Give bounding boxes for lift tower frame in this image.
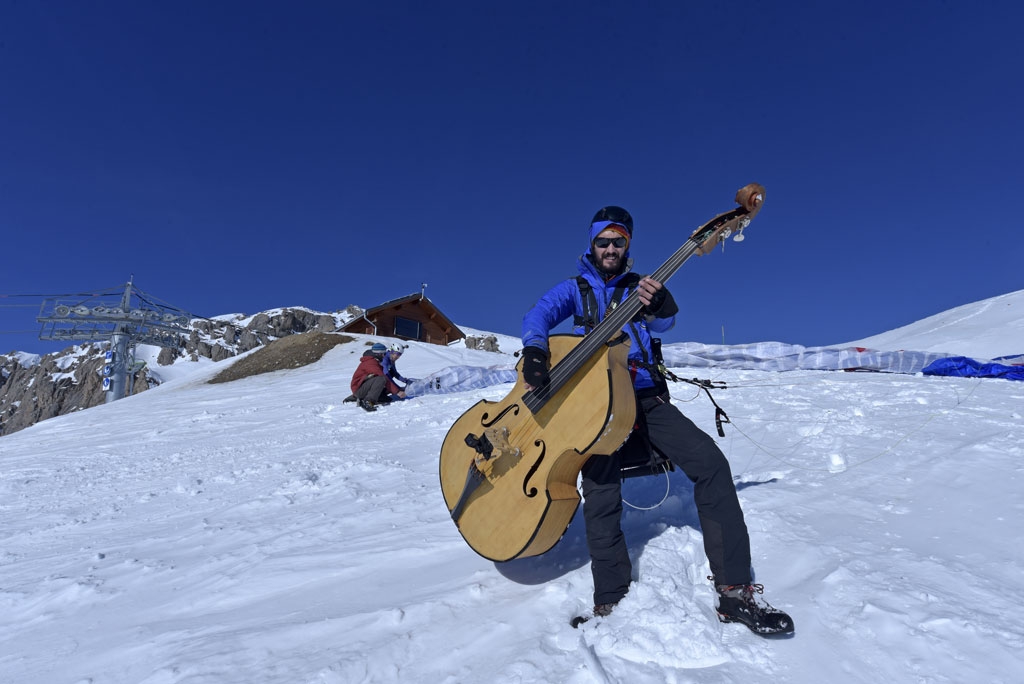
[36,277,193,402]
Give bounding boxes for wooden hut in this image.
[340,293,465,346]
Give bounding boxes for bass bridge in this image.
[450,426,521,524]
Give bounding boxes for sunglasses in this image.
[593,236,628,249]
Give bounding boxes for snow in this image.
[133,345,219,386]
[2,295,1023,683]
[8,351,42,368]
[842,288,1024,360]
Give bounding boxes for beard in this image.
[594,252,624,276]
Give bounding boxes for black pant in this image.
[355,375,388,403]
[580,390,752,605]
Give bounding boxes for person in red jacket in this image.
[350,343,406,412]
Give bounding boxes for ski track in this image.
[2,349,1023,683]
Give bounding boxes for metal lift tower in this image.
[36,277,193,403]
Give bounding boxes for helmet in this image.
[591,206,633,235]
[389,343,407,353]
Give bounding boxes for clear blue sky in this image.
[2,1,1022,356]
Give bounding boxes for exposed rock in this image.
[238,329,263,349]
[209,344,235,363]
[0,347,148,435]
[465,334,500,352]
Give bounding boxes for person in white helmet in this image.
[381,343,415,396]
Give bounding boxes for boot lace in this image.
[710,578,772,608]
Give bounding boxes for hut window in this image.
[394,316,421,340]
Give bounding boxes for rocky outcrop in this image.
[0,306,355,437]
[465,334,500,352]
[0,349,152,436]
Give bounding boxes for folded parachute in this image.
[922,355,1024,381]
[402,345,1024,399]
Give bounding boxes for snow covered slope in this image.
[2,320,1023,682]
[843,288,1024,359]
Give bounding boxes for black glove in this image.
[642,287,679,318]
[521,346,550,389]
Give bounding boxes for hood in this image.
[585,220,632,260]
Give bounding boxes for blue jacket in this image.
[382,352,410,385]
[522,253,676,392]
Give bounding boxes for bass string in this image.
[525,208,743,410]
[540,240,701,394]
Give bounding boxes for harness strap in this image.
[573,274,731,435]
[575,273,658,385]
[573,274,638,332]
[679,377,731,437]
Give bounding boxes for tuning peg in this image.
[733,217,750,242]
[718,228,731,252]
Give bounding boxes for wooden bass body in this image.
[438,334,636,562]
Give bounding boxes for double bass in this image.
[438,184,766,562]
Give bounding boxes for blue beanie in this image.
[370,343,387,355]
[587,206,633,258]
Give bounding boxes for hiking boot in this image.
[357,399,377,412]
[570,601,618,628]
[716,583,794,636]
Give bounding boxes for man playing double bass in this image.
[520,205,793,635]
